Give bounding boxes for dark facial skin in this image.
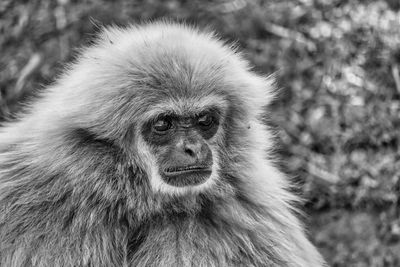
[142,109,220,187]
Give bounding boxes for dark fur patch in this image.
[68,127,118,152]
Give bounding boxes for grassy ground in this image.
[1,0,399,266]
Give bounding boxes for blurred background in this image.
[0,0,399,266]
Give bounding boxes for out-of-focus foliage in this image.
[0,0,399,266]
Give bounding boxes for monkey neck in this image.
[0,148,321,266]
[127,191,287,266]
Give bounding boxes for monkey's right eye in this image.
[153,118,172,133]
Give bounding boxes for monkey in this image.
[0,22,326,267]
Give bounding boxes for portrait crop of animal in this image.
[0,22,326,267]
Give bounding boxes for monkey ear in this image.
[258,73,279,103]
[238,72,278,118]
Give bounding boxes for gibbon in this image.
[0,22,326,266]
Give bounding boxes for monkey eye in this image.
[198,113,213,128]
[153,118,172,133]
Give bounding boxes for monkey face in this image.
[141,109,220,188]
[50,23,271,196]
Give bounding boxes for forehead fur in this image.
[90,22,243,97]
[42,22,274,131]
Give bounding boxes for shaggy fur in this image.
[0,22,326,266]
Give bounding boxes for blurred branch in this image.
[264,22,316,51]
[12,53,43,100]
[281,125,340,185]
[307,162,340,184]
[391,64,400,94]
[215,0,248,13]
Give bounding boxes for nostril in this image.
[184,148,195,157]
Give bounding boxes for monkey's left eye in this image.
[153,118,172,133]
[198,114,214,128]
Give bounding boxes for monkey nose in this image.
[183,142,202,159]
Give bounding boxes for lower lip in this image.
[161,169,212,187]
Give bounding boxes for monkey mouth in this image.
[161,165,212,187]
[164,165,210,173]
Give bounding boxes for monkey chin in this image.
[161,169,212,187]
